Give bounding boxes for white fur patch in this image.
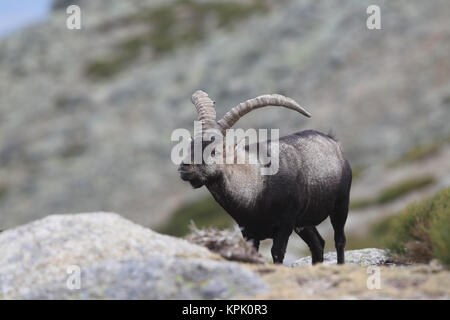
[300,135,343,185]
[222,149,263,209]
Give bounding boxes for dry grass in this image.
[186,223,265,264]
[246,263,450,299]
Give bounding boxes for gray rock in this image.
[291,248,390,267]
[0,213,267,299]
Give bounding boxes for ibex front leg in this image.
[271,225,292,264]
[241,229,260,251]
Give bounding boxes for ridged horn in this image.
[191,90,216,129]
[217,94,311,132]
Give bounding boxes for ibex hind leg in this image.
[330,196,349,264]
[295,226,325,264]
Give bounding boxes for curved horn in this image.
[217,94,311,132]
[191,90,216,128]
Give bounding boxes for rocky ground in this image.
[1,213,448,299]
[249,261,449,299]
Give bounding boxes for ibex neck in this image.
[206,163,263,215]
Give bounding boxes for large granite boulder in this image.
[0,212,267,299]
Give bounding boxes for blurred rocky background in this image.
[0,0,449,264]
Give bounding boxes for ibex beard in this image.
[176,90,352,265]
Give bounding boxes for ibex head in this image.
[178,90,311,188]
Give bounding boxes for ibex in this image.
[178,90,352,264]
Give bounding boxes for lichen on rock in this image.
[291,248,391,267]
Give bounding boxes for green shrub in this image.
[384,188,450,266]
[350,175,435,210]
[157,196,234,237]
[430,209,450,266]
[346,188,450,267]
